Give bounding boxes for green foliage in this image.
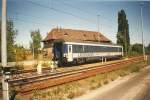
[103,80,109,85]
[146,43,150,54]
[7,20,18,61]
[130,66,140,72]
[0,19,17,62]
[131,43,143,54]
[42,62,50,68]
[117,9,130,56]
[127,43,146,56]
[30,29,42,59]
[14,44,26,61]
[146,55,150,65]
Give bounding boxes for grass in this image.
[41,61,50,68]
[67,90,85,99]
[16,55,150,100]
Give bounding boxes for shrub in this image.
[67,91,75,99]
[131,66,140,73]
[14,63,24,70]
[103,80,109,85]
[67,90,84,99]
[120,72,128,77]
[42,62,49,68]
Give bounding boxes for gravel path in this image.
[74,65,150,100]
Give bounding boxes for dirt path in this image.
[74,65,150,100]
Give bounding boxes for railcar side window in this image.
[71,44,122,53]
[119,47,122,52]
[69,45,71,53]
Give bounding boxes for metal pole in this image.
[33,42,34,60]
[140,3,146,60]
[1,0,9,100]
[97,15,100,42]
[31,37,34,60]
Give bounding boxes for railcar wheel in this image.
[73,59,78,65]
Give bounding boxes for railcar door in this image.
[68,45,73,62]
[53,42,62,61]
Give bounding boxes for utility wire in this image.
[26,0,116,29]
[13,12,45,22]
[11,17,51,28]
[52,0,116,29]
[51,7,96,24]
[11,0,116,31]
[56,0,115,24]
[26,0,96,24]
[56,0,92,16]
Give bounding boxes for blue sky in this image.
[0,0,150,48]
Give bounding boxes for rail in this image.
[6,56,144,94]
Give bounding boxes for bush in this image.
[120,71,128,77]
[131,66,140,73]
[89,83,101,90]
[67,90,84,99]
[67,91,75,99]
[14,63,24,70]
[42,62,49,68]
[103,80,109,85]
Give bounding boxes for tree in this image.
[0,19,17,61]
[146,43,150,54]
[14,44,26,61]
[30,29,42,59]
[132,43,143,54]
[117,9,130,56]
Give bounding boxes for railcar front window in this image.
[63,44,67,53]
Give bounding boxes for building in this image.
[42,28,112,59]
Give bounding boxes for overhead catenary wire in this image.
[55,0,93,16]
[13,13,52,27]
[23,0,116,30]
[9,0,117,35]
[26,0,96,24]
[13,12,45,21]
[56,0,115,24]
[11,17,52,28]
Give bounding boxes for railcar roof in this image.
[54,40,122,47]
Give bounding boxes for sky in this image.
[0,0,150,48]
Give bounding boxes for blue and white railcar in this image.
[53,41,123,66]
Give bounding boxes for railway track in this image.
[0,59,121,81]
[1,58,122,82]
[0,56,142,80]
[7,56,144,95]
[0,67,51,81]
[7,57,137,84]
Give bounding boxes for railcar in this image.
[53,41,123,66]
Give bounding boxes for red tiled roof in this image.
[43,28,111,43]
